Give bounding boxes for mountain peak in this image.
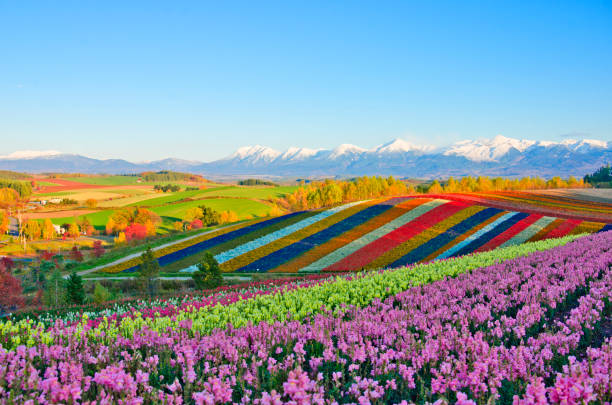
[330,144,367,159]
[444,135,536,162]
[374,138,435,154]
[226,145,281,162]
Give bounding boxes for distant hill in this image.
[0,170,30,180]
[1,136,611,178]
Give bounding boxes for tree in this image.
[125,223,148,241]
[199,206,221,226]
[69,245,84,262]
[43,268,66,308]
[105,217,116,235]
[191,252,223,290]
[427,180,443,194]
[173,221,184,232]
[93,282,111,304]
[0,262,24,315]
[85,198,98,209]
[42,218,56,240]
[137,247,160,296]
[68,222,80,239]
[66,271,85,305]
[0,209,9,234]
[219,210,239,224]
[189,218,203,229]
[114,231,127,245]
[92,240,105,258]
[24,219,41,240]
[184,207,203,223]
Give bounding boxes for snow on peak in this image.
[279,147,323,161]
[330,144,367,159]
[226,145,281,162]
[444,135,536,162]
[0,150,62,159]
[373,138,435,154]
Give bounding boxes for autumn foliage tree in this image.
[69,245,84,262]
[125,223,148,241]
[0,261,24,315]
[0,209,9,235]
[92,240,105,258]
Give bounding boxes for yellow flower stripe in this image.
[220,200,381,272]
[568,221,605,235]
[527,218,565,242]
[273,198,433,273]
[101,219,267,273]
[366,205,484,270]
[422,210,507,262]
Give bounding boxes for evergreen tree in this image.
[191,252,223,290]
[138,247,160,296]
[43,268,66,308]
[66,271,85,305]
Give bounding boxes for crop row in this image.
[0,231,610,403]
[100,196,609,275]
[1,233,581,351]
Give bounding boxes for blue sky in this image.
[1,1,611,161]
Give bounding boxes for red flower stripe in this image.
[325,200,467,271]
[545,219,582,239]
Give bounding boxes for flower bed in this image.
[0,232,609,403]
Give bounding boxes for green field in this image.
[64,176,143,186]
[151,198,271,222]
[42,184,297,235]
[51,210,114,229]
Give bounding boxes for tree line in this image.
[273,175,588,212]
[583,164,611,187]
[141,171,207,183]
[422,175,587,194]
[274,176,408,211]
[238,179,278,186]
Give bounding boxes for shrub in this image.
[191,252,223,290]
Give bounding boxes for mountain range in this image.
[1,136,610,179]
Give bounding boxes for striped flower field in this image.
[105,193,612,274]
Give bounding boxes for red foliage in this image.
[0,257,14,271]
[39,250,54,261]
[93,240,105,258]
[0,266,24,312]
[190,219,203,229]
[69,245,84,262]
[124,223,148,241]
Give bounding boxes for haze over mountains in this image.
[1,136,610,179]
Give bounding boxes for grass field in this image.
[45,186,289,232]
[151,198,271,222]
[63,176,144,186]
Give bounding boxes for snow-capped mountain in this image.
[1,136,610,178]
[0,150,63,159]
[198,136,611,178]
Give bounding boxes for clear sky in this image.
[1,1,611,161]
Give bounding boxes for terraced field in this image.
[101,194,612,274]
